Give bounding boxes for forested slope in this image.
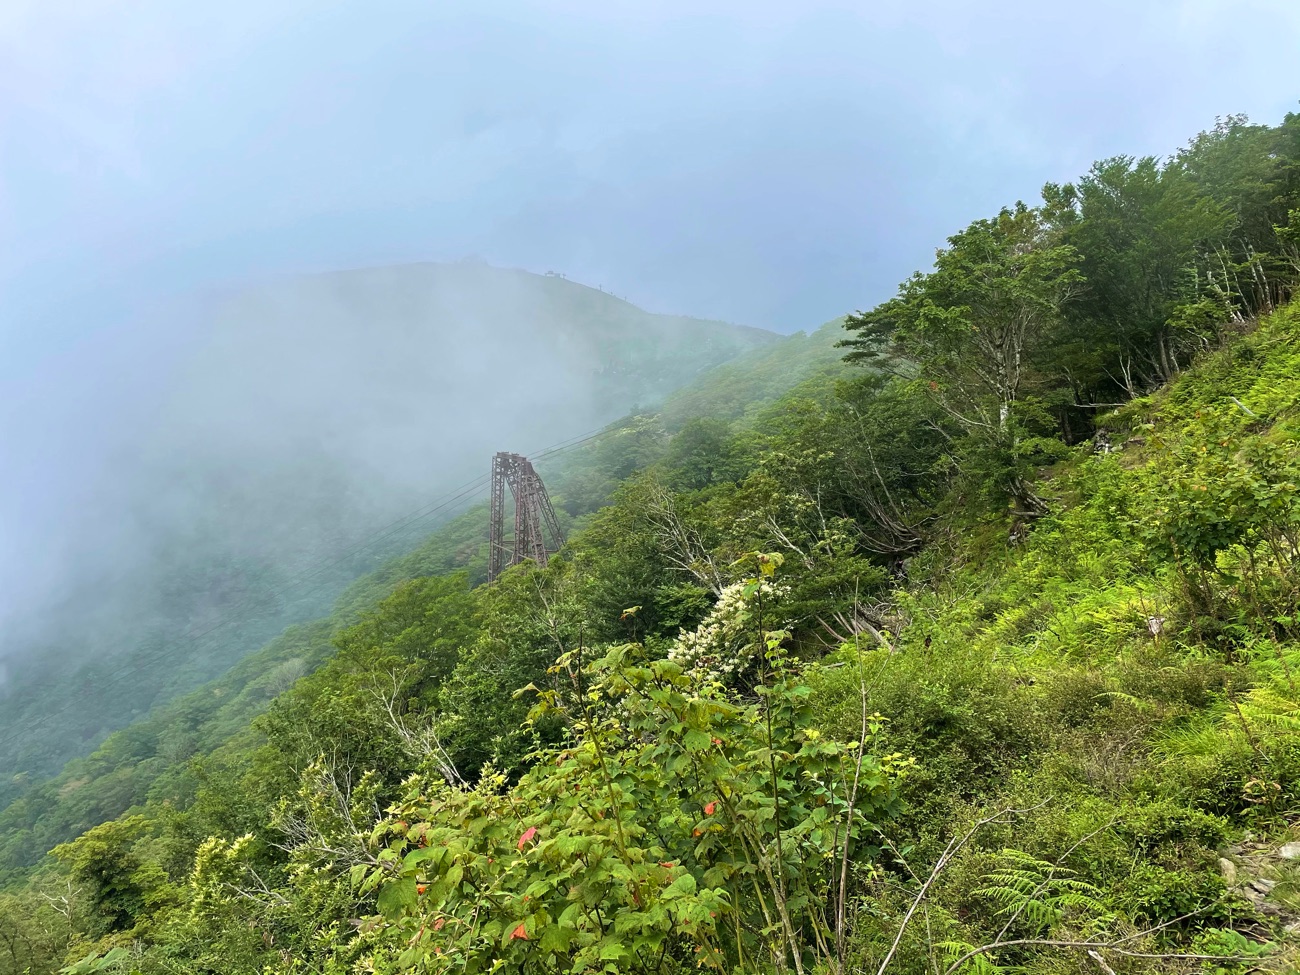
[0,263,775,816]
[0,321,844,881]
[3,111,1300,975]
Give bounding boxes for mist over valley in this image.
[0,261,772,795]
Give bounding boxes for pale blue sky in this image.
[4,0,1298,346]
[1,0,1299,631]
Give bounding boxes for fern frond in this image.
[974,848,1105,935]
[937,940,1007,975]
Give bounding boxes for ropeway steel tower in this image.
[488,452,566,581]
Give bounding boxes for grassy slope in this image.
[808,306,1300,969]
[3,302,1296,969]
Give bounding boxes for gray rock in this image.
[1278,841,1300,859]
[1218,858,1238,885]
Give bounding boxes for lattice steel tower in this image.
[488,452,566,581]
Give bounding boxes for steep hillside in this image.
[6,303,1295,975]
[0,321,834,879]
[657,317,851,430]
[0,262,775,811]
[3,111,1299,975]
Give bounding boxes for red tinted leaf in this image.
[510,922,529,940]
[517,826,538,850]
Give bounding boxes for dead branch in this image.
[876,802,1050,975]
[369,671,466,787]
[643,478,726,595]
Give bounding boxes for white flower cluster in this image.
[668,579,790,682]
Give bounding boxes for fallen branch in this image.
[875,801,1048,975]
[941,937,1253,974]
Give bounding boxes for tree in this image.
[842,204,1081,512]
[1046,156,1232,390]
[0,886,78,975]
[1177,114,1295,314]
[51,816,159,936]
[662,417,743,491]
[844,204,1081,434]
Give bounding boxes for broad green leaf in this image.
[376,877,418,920]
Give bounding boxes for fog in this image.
[0,262,757,664]
[2,0,1300,773]
[0,260,772,793]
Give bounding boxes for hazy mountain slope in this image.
[0,262,775,806]
[6,110,1300,975]
[658,317,851,430]
[0,318,835,877]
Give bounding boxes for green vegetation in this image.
[0,261,777,815]
[0,323,846,883]
[3,110,1300,974]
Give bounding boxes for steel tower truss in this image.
[487,452,565,581]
